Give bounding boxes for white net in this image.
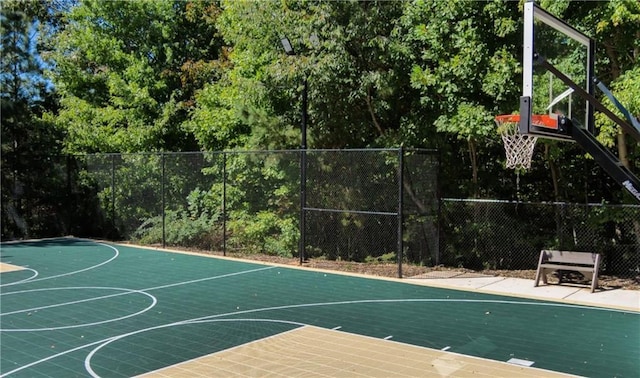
[496,116,538,170]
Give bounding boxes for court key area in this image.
[1,238,638,377]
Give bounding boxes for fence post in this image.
[161,152,166,248]
[398,147,404,278]
[436,150,442,266]
[66,155,72,235]
[111,154,116,233]
[300,149,307,264]
[222,151,227,256]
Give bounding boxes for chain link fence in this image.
[304,149,439,270]
[80,149,439,276]
[3,150,638,279]
[0,155,107,238]
[84,152,228,251]
[439,199,640,276]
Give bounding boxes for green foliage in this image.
[6,0,640,244]
[434,103,495,141]
[106,150,300,256]
[133,209,221,249]
[193,0,431,150]
[542,0,640,203]
[365,252,396,264]
[1,0,67,239]
[596,67,640,148]
[48,0,225,153]
[402,0,520,115]
[221,151,299,256]
[186,76,248,150]
[228,210,297,257]
[400,0,521,192]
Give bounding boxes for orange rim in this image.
[495,114,558,129]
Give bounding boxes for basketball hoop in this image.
[495,114,556,170]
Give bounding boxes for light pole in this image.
[281,36,308,264]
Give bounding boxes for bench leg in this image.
[590,271,598,293]
[590,254,601,293]
[534,251,545,288]
[534,268,553,287]
[541,268,549,284]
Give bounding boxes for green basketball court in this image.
[1,238,638,377]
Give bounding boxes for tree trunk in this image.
[366,87,385,137]
[617,132,629,169]
[544,144,561,201]
[468,139,478,198]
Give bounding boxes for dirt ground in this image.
[212,251,640,291]
[131,242,639,291]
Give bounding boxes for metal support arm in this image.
[567,118,640,203]
[535,54,640,142]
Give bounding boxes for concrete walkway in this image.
[408,274,640,312]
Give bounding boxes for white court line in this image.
[0,268,38,286]
[0,338,108,378]
[0,242,118,287]
[0,265,276,329]
[4,297,636,377]
[188,297,639,322]
[84,318,308,378]
[0,240,274,321]
[0,267,274,318]
[0,287,157,332]
[1,287,149,317]
[143,266,275,292]
[0,261,277,375]
[3,240,636,376]
[1,267,274,318]
[133,319,310,377]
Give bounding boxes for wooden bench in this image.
[534,250,601,293]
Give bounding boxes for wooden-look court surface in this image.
[0,262,24,273]
[141,326,569,377]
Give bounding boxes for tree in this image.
[589,0,640,173]
[536,0,639,202]
[191,0,438,151]
[1,0,61,158]
[1,0,65,238]
[400,0,521,196]
[47,0,225,153]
